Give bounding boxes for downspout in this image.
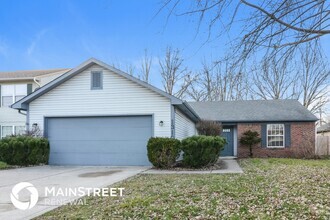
[18,110,27,115]
[33,77,41,88]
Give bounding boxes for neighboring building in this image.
[0,68,71,138]
[317,123,330,136]
[11,58,317,165]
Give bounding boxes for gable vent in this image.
[91,71,103,90]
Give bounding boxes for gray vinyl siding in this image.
[175,108,196,140]
[29,64,172,137]
[0,72,66,130]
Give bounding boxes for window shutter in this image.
[0,85,1,107]
[285,124,291,147]
[261,124,267,148]
[27,84,33,95]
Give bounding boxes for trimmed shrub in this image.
[196,120,222,136]
[0,142,13,164]
[239,130,261,158]
[0,136,49,166]
[13,141,26,165]
[181,135,226,168]
[147,137,181,168]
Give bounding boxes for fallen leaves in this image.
[37,158,330,220]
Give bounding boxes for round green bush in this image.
[181,135,226,168]
[0,136,49,166]
[13,141,27,165]
[147,137,181,168]
[0,142,13,164]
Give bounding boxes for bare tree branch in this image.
[159,46,196,98]
[140,49,153,83]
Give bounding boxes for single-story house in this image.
[12,58,318,166]
[317,123,330,136]
[188,101,317,158]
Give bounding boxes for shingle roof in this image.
[317,123,330,133]
[0,68,71,80]
[188,100,318,122]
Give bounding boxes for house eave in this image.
[201,119,318,123]
[11,58,183,110]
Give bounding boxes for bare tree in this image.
[186,80,207,101]
[159,47,196,98]
[297,43,330,113]
[186,60,214,101]
[126,64,136,76]
[213,62,247,101]
[140,49,152,83]
[161,0,330,59]
[186,58,249,101]
[251,57,297,100]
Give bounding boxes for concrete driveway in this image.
[0,165,149,220]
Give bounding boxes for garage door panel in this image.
[47,116,152,166]
[50,152,148,166]
[48,127,152,141]
[49,140,149,153]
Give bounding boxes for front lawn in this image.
[0,161,9,169]
[37,158,330,219]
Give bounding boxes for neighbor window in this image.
[15,84,27,102]
[1,126,13,138]
[15,126,26,135]
[267,124,284,148]
[1,84,27,107]
[1,125,26,139]
[91,71,103,90]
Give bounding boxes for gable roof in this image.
[317,123,330,133]
[188,100,318,122]
[11,58,183,110]
[0,68,71,81]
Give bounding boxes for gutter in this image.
[0,77,35,82]
[182,101,200,122]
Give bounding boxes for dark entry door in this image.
[221,126,234,156]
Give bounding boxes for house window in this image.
[1,84,27,107]
[1,126,13,138]
[267,124,284,148]
[91,71,103,90]
[1,125,26,138]
[15,84,27,102]
[15,126,26,135]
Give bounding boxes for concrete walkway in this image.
[0,166,149,220]
[143,159,243,174]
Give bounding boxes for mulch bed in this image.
[151,159,226,171]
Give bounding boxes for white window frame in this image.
[1,125,26,139]
[267,124,285,148]
[1,84,27,107]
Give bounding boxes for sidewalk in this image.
[143,159,243,174]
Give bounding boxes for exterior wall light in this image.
[159,121,164,127]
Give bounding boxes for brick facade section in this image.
[237,122,315,158]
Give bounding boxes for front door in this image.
[221,126,234,156]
